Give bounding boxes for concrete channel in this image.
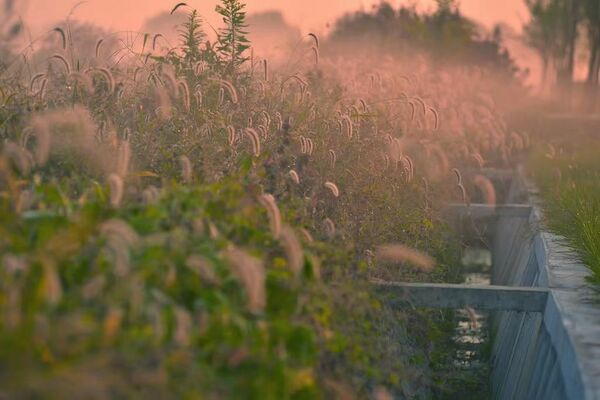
[376,166,600,399]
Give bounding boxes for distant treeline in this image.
[327,1,520,81]
[524,0,600,88]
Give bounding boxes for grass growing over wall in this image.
[530,134,600,287]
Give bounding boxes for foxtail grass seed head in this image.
[280,225,303,277]
[95,68,115,93]
[29,72,45,91]
[374,387,394,400]
[299,228,314,244]
[306,138,314,155]
[472,152,485,168]
[3,142,33,175]
[408,101,416,121]
[108,173,124,207]
[259,194,282,239]
[452,168,462,185]
[194,86,203,105]
[49,54,70,74]
[545,143,556,159]
[155,87,172,121]
[218,87,225,106]
[103,307,124,341]
[257,125,267,139]
[473,174,496,205]
[375,244,435,271]
[289,170,300,184]
[101,219,139,276]
[223,246,266,313]
[383,154,390,170]
[299,136,305,154]
[465,306,478,329]
[245,128,261,157]
[208,222,220,239]
[213,79,238,104]
[323,218,335,238]
[178,80,191,111]
[186,255,218,285]
[359,98,368,112]
[329,149,337,168]
[324,181,340,197]
[227,125,236,146]
[95,38,104,58]
[342,115,353,138]
[42,260,62,305]
[174,306,192,346]
[142,186,161,205]
[100,219,139,247]
[52,27,66,49]
[260,110,271,129]
[263,59,269,82]
[179,155,193,183]
[428,106,440,130]
[458,183,469,205]
[152,33,163,51]
[116,140,130,177]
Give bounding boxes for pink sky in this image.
[20,0,529,38]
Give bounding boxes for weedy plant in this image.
[529,133,600,287]
[0,1,525,398]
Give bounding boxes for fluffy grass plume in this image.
[473,174,496,205]
[375,244,435,271]
[223,246,266,313]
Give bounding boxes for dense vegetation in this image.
[0,0,524,398]
[529,128,600,287]
[525,0,600,89]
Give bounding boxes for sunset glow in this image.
[1,0,598,398]
[22,0,528,36]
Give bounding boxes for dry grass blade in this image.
[464,306,478,329]
[308,32,319,48]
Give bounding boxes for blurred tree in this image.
[583,0,600,86]
[329,2,518,80]
[0,0,22,74]
[524,0,582,88]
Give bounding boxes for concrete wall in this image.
[489,168,600,400]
